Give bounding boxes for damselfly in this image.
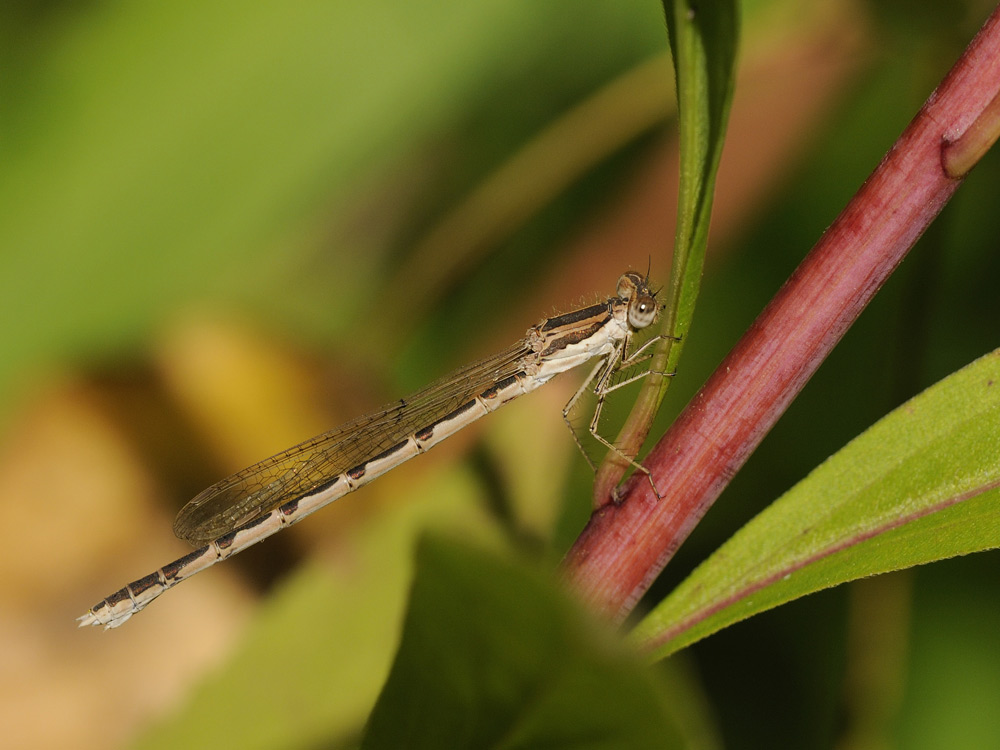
[79,271,663,628]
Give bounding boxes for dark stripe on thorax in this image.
[539,302,609,331]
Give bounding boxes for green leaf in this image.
[661,0,738,350]
[595,0,737,497]
[633,348,1000,660]
[664,0,738,284]
[362,535,691,750]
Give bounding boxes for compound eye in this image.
[628,294,658,330]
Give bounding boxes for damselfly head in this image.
[616,272,658,330]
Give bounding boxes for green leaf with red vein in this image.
[633,348,1000,660]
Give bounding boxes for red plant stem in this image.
[564,7,1000,621]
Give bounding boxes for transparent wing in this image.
[173,341,531,543]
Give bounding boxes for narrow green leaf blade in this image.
[662,0,738,341]
[362,535,690,750]
[634,349,1000,659]
[596,0,737,498]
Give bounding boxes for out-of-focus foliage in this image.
[4,1,1000,749]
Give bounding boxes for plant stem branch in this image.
[564,6,1000,621]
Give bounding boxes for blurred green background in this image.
[2,0,1000,748]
